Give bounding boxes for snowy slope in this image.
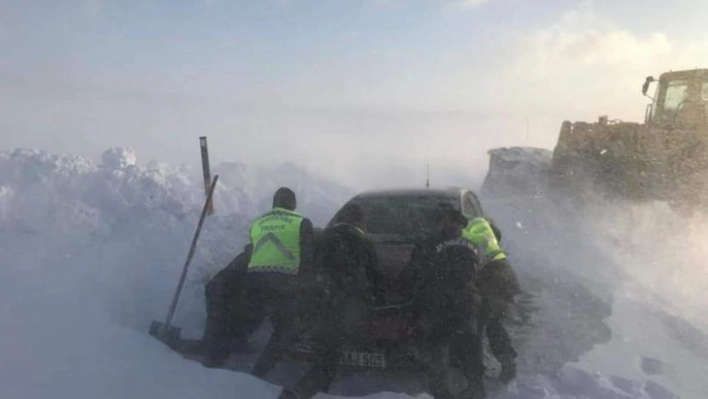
[0,148,358,399]
[0,147,706,398]
[480,149,708,399]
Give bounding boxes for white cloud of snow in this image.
[456,0,490,10]
[502,2,708,125]
[1,146,707,398]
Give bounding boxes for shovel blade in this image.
[149,320,182,348]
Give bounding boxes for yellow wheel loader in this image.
[550,69,708,210]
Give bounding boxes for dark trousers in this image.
[247,272,302,378]
[439,320,486,399]
[482,311,517,361]
[284,350,338,399]
[417,303,486,398]
[478,258,519,362]
[478,293,517,363]
[284,294,372,398]
[201,257,263,362]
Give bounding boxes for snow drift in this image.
[1,146,707,398]
[480,148,708,399]
[0,148,355,399]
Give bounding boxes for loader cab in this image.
[644,69,708,129]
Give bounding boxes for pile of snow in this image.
[1,146,705,399]
[480,147,552,198]
[0,147,358,399]
[102,147,138,170]
[213,161,352,227]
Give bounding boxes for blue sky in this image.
[4,1,522,98]
[2,0,708,189]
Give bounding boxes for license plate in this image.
[339,350,386,368]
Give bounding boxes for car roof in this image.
[326,187,486,230]
[352,187,472,199]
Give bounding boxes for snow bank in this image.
[0,148,354,399]
[0,146,703,399]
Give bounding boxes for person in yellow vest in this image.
[234,187,315,376]
[462,217,521,383]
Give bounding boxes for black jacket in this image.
[314,223,385,302]
[407,233,482,331]
[298,218,316,275]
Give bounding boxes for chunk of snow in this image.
[101,147,138,170]
[0,147,359,399]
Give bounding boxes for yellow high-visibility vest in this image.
[462,217,507,264]
[247,207,304,275]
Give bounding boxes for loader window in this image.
[663,80,689,114]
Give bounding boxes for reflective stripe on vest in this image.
[247,208,304,275]
[462,217,507,263]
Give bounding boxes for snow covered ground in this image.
[1,147,707,398]
[483,195,708,399]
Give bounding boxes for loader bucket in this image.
[480,146,552,199]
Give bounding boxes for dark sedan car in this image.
[327,188,488,277]
[302,188,490,373]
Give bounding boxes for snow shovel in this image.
[150,174,219,348]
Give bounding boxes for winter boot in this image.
[201,341,229,369]
[460,374,486,399]
[498,355,517,383]
[201,355,227,369]
[277,388,302,399]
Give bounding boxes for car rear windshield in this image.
[349,195,459,241]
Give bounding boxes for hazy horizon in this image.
[3,0,708,190]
